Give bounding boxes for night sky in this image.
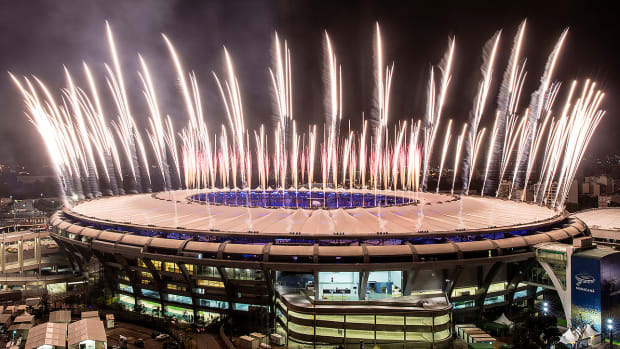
[0,0,617,172]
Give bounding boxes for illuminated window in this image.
[118,283,133,293]
[488,282,506,293]
[224,268,264,280]
[451,286,477,297]
[197,280,224,288]
[167,283,187,292]
[163,262,181,273]
[196,265,220,278]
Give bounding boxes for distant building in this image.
[567,180,579,205]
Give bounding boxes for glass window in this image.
[454,300,475,309]
[165,305,193,321]
[316,327,344,338]
[435,329,451,341]
[451,286,477,297]
[163,261,181,273]
[316,314,343,322]
[434,313,450,325]
[484,295,505,305]
[345,329,374,340]
[197,280,224,288]
[141,289,160,299]
[346,315,375,324]
[290,311,314,320]
[367,271,403,299]
[199,299,229,309]
[406,316,432,326]
[166,294,192,305]
[514,290,528,299]
[198,310,221,324]
[376,315,403,325]
[117,294,135,310]
[196,265,220,278]
[167,283,187,292]
[376,331,404,341]
[318,272,359,301]
[224,268,264,280]
[234,303,250,311]
[138,299,162,316]
[118,283,133,293]
[488,282,506,293]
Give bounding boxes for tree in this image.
[134,303,144,317]
[511,313,560,349]
[34,198,62,213]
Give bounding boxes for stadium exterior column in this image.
[359,271,369,300]
[537,257,573,327]
[18,239,23,274]
[114,254,141,309]
[35,235,41,276]
[313,270,319,299]
[177,262,198,321]
[474,261,503,317]
[142,257,167,315]
[1,241,4,273]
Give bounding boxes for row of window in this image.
[134,260,264,281]
[116,293,231,312]
[279,321,451,343]
[285,310,450,326]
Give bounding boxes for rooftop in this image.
[49,310,72,323]
[25,322,67,349]
[67,318,106,345]
[66,189,559,237]
[573,208,620,231]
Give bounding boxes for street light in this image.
[608,318,614,349]
[542,302,549,316]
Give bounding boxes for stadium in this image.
[10,17,617,349]
[48,188,592,348]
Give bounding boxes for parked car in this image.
[155,333,170,341]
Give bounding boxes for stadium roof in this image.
[573,208,620,231]
[66,190,559,237]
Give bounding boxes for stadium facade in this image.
[48,189,600,348]
[1,215,84,302]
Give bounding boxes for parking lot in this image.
[106,321,225,349]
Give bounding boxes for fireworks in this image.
[11,21,606,211]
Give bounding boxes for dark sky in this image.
[0,0,617,171]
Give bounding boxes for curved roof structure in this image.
[49,189,589,271]
[66,189,560,238]
[573,208,620,231]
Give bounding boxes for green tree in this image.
[511,314,560,349]
[34,198,62,212]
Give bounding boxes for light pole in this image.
[608,318,613,348]
[543,302,549,316]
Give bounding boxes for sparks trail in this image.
[11,20,605,211]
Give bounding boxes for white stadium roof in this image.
[67,189,559,236]
[573,208,620,231]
